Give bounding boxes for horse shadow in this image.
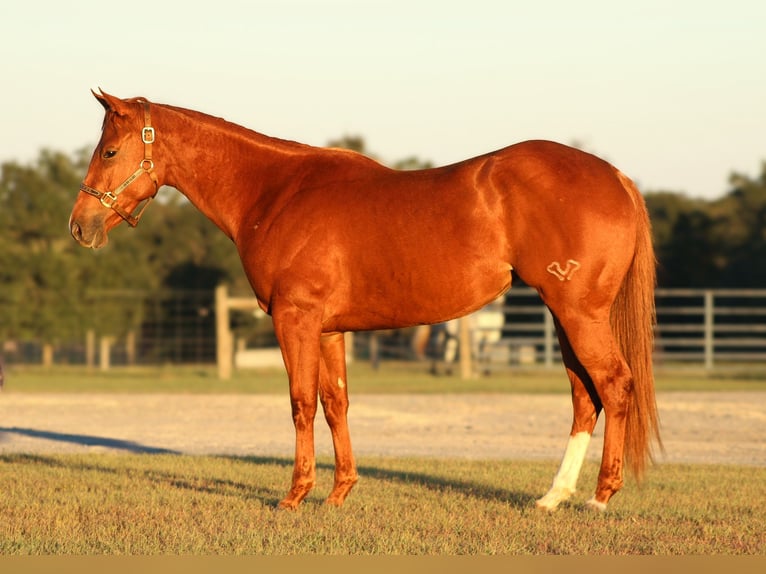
[222,455,539,510]
[0,428,538,509]
[0,426,180,454]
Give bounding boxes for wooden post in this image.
[459,316,473,379]
[216,284,233,380]
[41,343,54,368]
[344,332,354,363]
[99,336,112,371]
[126,330,136,366]
[85,329,95,369]
[369,332,379,370]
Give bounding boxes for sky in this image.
[2,0,764,199]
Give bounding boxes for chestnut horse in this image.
[69,91,661,512]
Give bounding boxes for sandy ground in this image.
[0,392,764,466]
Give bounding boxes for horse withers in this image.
[69,91,661,512]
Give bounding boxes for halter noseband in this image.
[79,100,159,227]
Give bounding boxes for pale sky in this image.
[2,0,764,199]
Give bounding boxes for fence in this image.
[457,287,766,372]
[2,289,220,368]
[5,287,766,374]
[217,287,766,377]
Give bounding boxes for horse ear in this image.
[91,89,129,116]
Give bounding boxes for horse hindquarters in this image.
[536,177,658,511]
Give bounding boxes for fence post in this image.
[369,332,379,370]
[216,284,233,380]
[459,316,473,379]
[704,290,714,370]
[126,330,136,366]
[85,329,95,369]
[41,343,54,368]
[99,336,112,371]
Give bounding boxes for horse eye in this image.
[102,150,118,159]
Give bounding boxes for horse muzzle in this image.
[69,217,109,249]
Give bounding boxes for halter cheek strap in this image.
[79,100,159,227]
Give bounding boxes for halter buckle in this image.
[142,127,155,144]
[100,191,119,209]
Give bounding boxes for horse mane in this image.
[153,101,321,155]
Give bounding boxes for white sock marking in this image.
[536,432,591,510]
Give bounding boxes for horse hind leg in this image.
[318,332,359,506]
[536,318,603,511]
[549,311,634,512]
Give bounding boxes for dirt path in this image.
[1,392,764,465]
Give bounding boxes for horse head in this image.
[69,90,160,248]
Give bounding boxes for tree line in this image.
[0,139,764,354]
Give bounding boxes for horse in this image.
[69,90,661,512]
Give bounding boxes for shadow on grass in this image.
[0,444,537,510]
[0,426,180,454]
[227,455,538,509]
[0,451,287,508]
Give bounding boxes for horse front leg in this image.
[318,332,358,506]
[272,305,323,510]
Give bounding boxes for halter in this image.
[79,100,159,227]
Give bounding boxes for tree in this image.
[713,165,766,287]
[644,192,719,286]
[0,150,90,345]
[661,209,721,286]
[0,148,251,363]
[645,162,766,287]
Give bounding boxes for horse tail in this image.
[611,170,662,480]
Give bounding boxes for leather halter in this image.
[79,100,159,227]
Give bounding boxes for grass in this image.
[4,361,766,394]
[0,453,763,554]
[2,363,763,555]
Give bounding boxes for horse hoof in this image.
[535,500,558,512]
[535,486,574,512]
[584,497,607,512]
[277,498,301,511]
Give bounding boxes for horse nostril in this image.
[71,221,83,241]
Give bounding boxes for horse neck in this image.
[156,104,309,239]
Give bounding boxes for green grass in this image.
[2,363,762,556]
[0,453,763,554]
[4,362,766,394]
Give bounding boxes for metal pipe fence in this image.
[4,287,766,373]
[339,288,766,372]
